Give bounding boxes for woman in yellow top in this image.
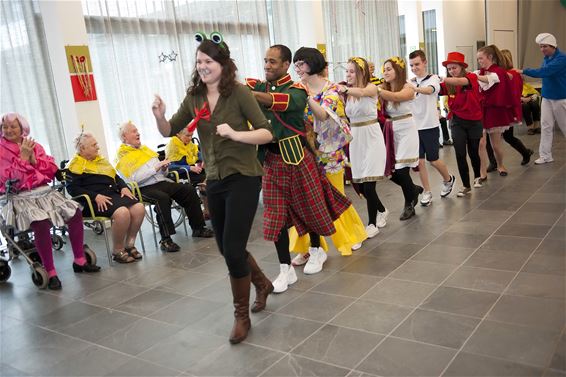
[66,132,145,263]
[521,82,541,135]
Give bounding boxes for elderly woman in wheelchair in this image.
[66,132,145,264]
[0,113,100,290]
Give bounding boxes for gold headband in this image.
[384,56,406,70]
[350,57,366,71]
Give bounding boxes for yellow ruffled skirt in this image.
[289,170,367,256]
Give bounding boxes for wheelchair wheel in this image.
[0,262,11,283]
[144,204,185,229]
[29,251,42,263]
[30,263,48,289]
[83,244,97,265]
[92,221,104,235]
[51,235,64,250]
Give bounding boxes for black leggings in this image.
[486,127,530,166]
[274,229,320,265]
[206,174,261,278]
[451,117,482,188]
[522,99,540,125]
[360,181,385,226]
[390,167,416,207]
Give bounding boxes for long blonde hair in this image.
[382,57,407,108]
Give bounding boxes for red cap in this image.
[442,52,468,68]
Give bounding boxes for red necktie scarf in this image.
[187,102,211,132]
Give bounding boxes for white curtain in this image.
[322,0,400,82]
[0,0,66,162]
[82,0,270,160]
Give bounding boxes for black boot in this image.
[248,254,274,313]
[229,275,251,344]
[521,149,534,166]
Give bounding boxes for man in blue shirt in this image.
[518,33,566,164]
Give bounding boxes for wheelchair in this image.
[0,179,96,288]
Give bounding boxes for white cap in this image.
[535,33,557,47]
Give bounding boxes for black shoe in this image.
[400,205,416,221]
[160,239,181,252]
[48,276,62,290]
[443,140,453,146]
[412,185,424,207]
[192,227,214,238]
[439,144,444,149]
[521,149,534,165]
[73,262,101,273]
[487,164,498,173]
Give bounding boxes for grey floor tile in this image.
[488,295,566,331]
[185,342,284,377]
[496,223,551,238]
[464,320,561,367]
[547,226,566,241]
[481,235,542,253]
[81,282,149,307]
[389,260,457,284]
[105,358,180,376]
[0,363,29,376]
[464,249,531,271]
[1,287,74,321]
[357,337,456,376]
[96,318,181,356]
[124,266,187,288]
[156,271,224,295]
[432,232,489,248]
[277,291,354,322]
[507,210,562,226]
[191,276,232,303]
[448,221,498,235]
[138,328,226,372]
[244,313,321,352]
[411,244,476,265]
[522,202,566,214]
[148,296,225,327]
[462,209,513,224]
[331,300,411,334]
[114,289,184,316]
[549,333,566,372]
[311,272,381,298]
[263,354,351,377]
[366,242,424,260]
[506,272,565,300]
[420,287,499,318]
[263,288,306,313]
[284,268,337,291]
[45,345,133,376]
[392,308,480,349]
[29,301,103,330]
[443,266,516,293]
[58,308,140,342]
[522,253,565,276]
[346,371,379,377]
[340,256,405,277]
[292,324,384,368]
[536,238,566,256]
[362,278,437,307]
[443,351,544,376]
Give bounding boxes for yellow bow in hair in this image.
[350,57,366,71]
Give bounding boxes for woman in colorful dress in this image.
[288,47,367,273]
[337,56,389,235]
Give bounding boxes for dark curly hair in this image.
[188,39,237,97]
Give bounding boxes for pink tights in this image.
[30,209,87,277]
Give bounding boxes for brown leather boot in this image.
[229,274,251,344]
[248,254,274,313]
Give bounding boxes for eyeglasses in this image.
[294,61,307,69]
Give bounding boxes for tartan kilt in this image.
[262,149,352,241]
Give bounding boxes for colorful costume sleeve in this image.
[269,84,308,113]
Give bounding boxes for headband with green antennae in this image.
[195,32,207,43]
[194,31,226,50]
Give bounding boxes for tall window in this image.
[422,9,438,74]
[399,15,406,60]
[1,0,66,161]
[82,0,269,159]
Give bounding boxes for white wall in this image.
[442,0,485,70]
[486,0,518,59]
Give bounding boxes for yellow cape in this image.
[67,154,116,179]
[115,144,158,178]
[165,136,199,165]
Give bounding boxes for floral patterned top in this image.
[305,80,352,174]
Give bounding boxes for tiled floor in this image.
[1,130,564,377]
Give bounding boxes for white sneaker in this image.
[375,209,389,228]
[473,178,483,188]
[365,224,379,238]
[303,247,327,275]
[440,175,456,197]
[291,252,310,266]
[351,242,362,251]
[534,157,554,165]
[272,264,298,293]
[420,191,433,206]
